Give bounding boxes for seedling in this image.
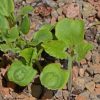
[0,0,93,90]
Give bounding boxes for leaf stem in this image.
[35,60,42,72]
[67,56,73,99]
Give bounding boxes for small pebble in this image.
[84,76,92,83]
[73,77,85,91]
[79,68,85,77]
[57,8,63,15]
[31,85,42,98]
[93,74,100,83]
[95,88,100,95]
[43,0,57,8]
[51,9,58,18]
[51,17,56,25]
[85,81,95,92]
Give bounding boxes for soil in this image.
[0,0,100,100]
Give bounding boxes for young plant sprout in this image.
[0,0,93,90]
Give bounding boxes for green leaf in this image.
[0,15,9,31]
[4,26,19,42]
[74,41,93,62]
[55,18,84,46]
[40,63,70,90]
[0,44,12,52]
[7,60,37,86]
[20,6,33,15]
[0,43,20,53]
[33,29,53,45]
[40,24,54,31]
[42,40,68,59]
[0,0,14,16]
[20,48,37,64]
[20,15,30,34]
[16,38,26,49]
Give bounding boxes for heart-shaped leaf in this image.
[4,26,19,42]
[20,6,33,15]
[0,43,20,53]
[0,15,9,31]
[7,60,37,86]
[55,18,84,46]
[40,63,70,90]
[74,41,93,61]
[42,40,68,59]
[33,29,53,45]
[0,0,14,16]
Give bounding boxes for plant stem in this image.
[67,56,73,99]
[36,60,42,72]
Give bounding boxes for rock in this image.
[34,5,52,17]
[95,88,100,95]
[88,28,96,42]
[58,2,64,7]
[31,3,37,7]
[93,74,100,83]
[92,51,100,64]
[62,5,67,16]
[84,72,89,77]
[82,2,97,18]
[41,90,53,99]
[63,3,80,18]
[22,1,26,5]
[67,3,80,18]
[73,77,85,91]
[16,93,36,100]
[44,17,51,23]
[97,25,100,33]
[72,66,79,81]
[58,0,74,3]
[93,64,100,74]
[15,0,23,3]
[57,8,63,15]
[84,76,92,83]
[50,17,56,25]
[79,68,85,77]
[88,61,92,67]
[85,81,95,92]
[79,90,90,99]
[87,64,100,75]
[51,9,58,18]
[42,0,57,8]
[82,64,88,70]
[55,90,63,99]
[75,95,87,100]
[31,85,42,98]
[90,91,99,100]
[87,67,94,75]
[62,90,69,100]
[26,0,35,3]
